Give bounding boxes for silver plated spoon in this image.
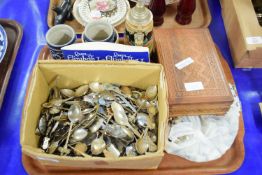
[72,128,88,141]
[91,136,106,155]
[62,104,83,154]
[111,102,141,138]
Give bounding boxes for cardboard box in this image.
[154,28,233,116]
[220,0,262,68]
[20,60,168,169]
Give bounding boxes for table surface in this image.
[0,0,261,175]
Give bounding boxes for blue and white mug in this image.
[82,20,116,43]
[46,24,76,59]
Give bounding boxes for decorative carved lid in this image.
[154,28,233,106]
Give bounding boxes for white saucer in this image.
[0,24,8,63]
[73,0,130,27]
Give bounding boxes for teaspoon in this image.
[62,104,83,154]
[111,102,141,138]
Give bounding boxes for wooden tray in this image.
[159,0,211,29]
[0,19,23,108]
[47,0,211,34]
[22,47,244,175]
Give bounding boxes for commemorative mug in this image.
[82,20,116,43]
[46,24,76,59]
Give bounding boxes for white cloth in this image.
[165,85,241,162]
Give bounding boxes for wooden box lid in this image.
[154,28,233,116]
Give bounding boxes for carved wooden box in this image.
[154,28,233,116]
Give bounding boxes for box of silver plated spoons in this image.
[20,60,168,169]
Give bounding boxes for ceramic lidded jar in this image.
[125,0,154,53]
